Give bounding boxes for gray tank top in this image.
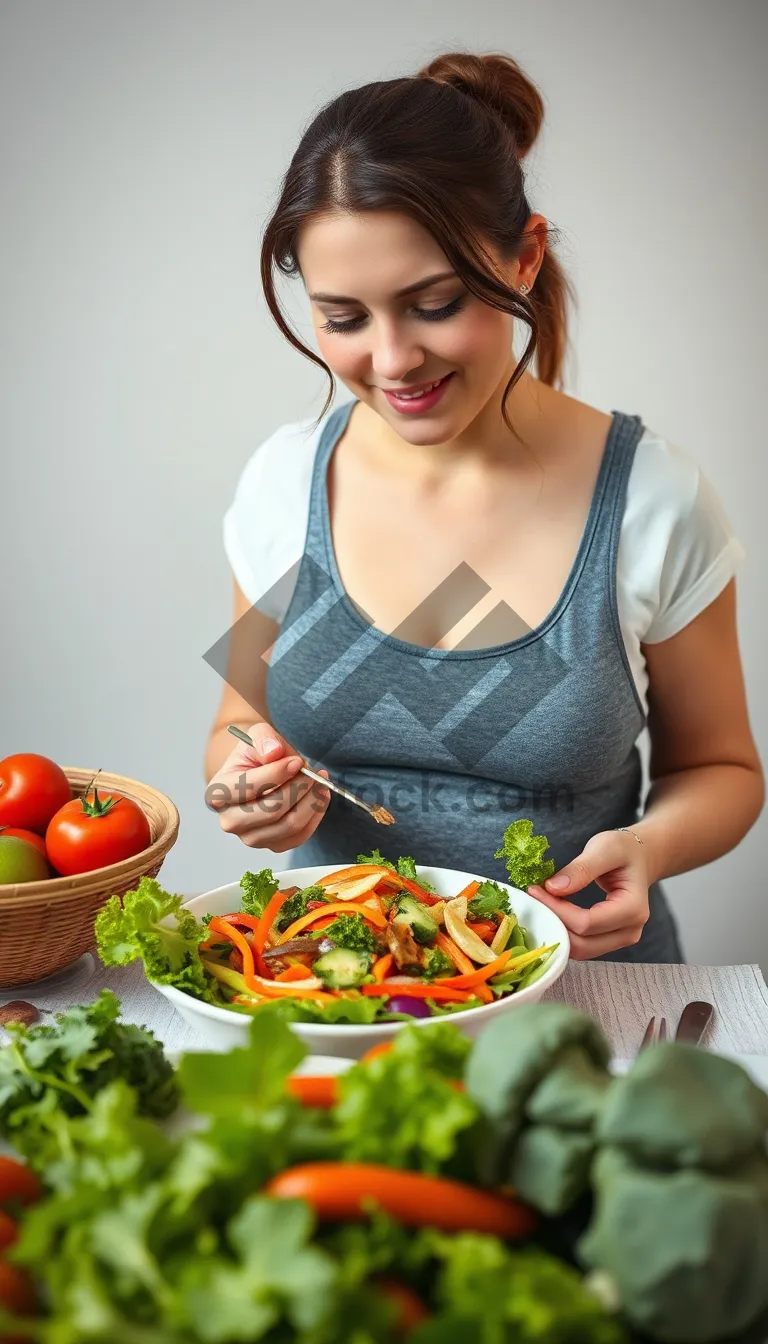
[265,399,683,963]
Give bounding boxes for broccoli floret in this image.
[468,879,511,920]
[421,947,456,980]
[274,885,329,933]
[322,913,376,958]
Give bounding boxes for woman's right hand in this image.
[205,722,331,854]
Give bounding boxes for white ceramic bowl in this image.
[154,864,570,1058]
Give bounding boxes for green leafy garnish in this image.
[95,877,211,999]
[467,879,512,920]
[239,867,279,917]
[357,849,437,894]
[274,884,329,933]
[322,912,377,958]
[494,819,555,890]
[0,991,177,1168]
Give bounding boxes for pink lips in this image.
[382,373,454,414]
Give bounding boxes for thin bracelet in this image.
[615,826,644,846]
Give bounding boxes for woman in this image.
[204,51,763,962]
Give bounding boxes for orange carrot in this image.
[436,947,513,988]
[455,879,481,902]
[265,1163,537,1239]
[278,901,386,943]
[435,931,475,976]
[286,1075,339,1108]
[360,1042,394,1066]
[208,917,259,991]
[467,920,497,944]
[362,983,474,1002]
[372,954,394,982]
[276,964,314,982]
[253,888,289,960]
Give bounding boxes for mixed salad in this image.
[0,992,625,1342]
[95,822,561,1023]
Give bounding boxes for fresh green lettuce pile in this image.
[0,1000,624,1344]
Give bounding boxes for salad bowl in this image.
[152,864,570,1057]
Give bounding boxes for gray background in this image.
[2,1,765,967]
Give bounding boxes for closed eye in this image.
[319,295,466,335]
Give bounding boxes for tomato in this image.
[0,755,71,835]
[45,785,151,876]
[378,1279,429,1335]
[0,1211,17,1251]
[0,1158,42,1210]
[265,1163,537,1238]
[0,1261,36,1319]
[0,828,47,861]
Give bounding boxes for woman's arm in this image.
[528,579,764,958]
[203,578,280,781]
[631,578,764,884]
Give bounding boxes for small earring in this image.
[519,283,530,296]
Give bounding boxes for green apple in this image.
[0,835,50,884]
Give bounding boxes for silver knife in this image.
[674,1001,714,1046]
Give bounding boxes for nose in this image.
[369,317,426,383]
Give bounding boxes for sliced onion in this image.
[444,898,497,966]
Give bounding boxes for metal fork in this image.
[226,725,395,826]
[638,1015,668,1053]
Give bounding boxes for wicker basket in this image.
[0,768,179,988]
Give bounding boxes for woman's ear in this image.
[517,213,549,290]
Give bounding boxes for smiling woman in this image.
[204,50,764,964]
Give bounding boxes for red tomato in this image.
[0,755,71,835]
[46,786,151,876]
[0,1260,37,1319]
[0,1157,42,1209]
[0,828,47,861]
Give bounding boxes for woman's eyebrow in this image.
[308,270,457,303]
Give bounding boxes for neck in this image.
[356,365,552,483]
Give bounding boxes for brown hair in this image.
[260,51,572,429]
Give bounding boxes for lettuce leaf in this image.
[334,1024,478,1174]
[494,820,555,890]
[95,878,212,1000]
[239,867,279,918]
[467,879,512,919]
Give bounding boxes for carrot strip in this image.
[208,917,260,992]
[455,879,481,902]
[253,889,289,959]
[372,953,394,983]
[286,1075,339,1108]
[360,1042,394,1066]
[467,920,497,944]
[435,931,475,976]
[362,982,475,1002]
[265,1163,537,1240]
[218,912,262,931]
[276,964,314,982]
[278,901,386,943]
[436,948,513,988]
[395,876,443,906]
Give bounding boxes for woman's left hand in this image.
[527,829,650,960]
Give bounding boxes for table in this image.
[4,955,768,1057]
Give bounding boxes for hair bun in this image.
[417,51,544,158]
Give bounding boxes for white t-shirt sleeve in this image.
[641,465,745,643]
[617,430,746,714]
[222,418,322,621]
